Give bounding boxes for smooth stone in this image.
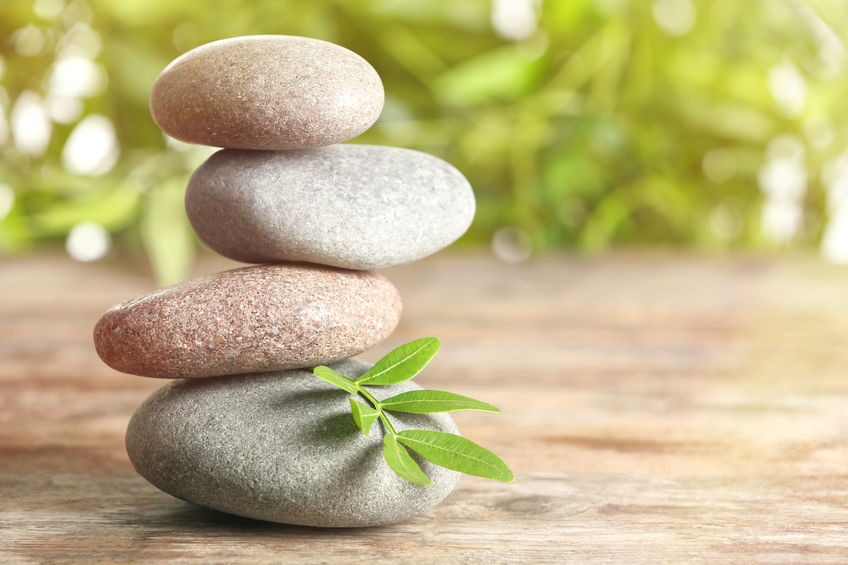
[126,359,460,527]
[186,145,476,270]
[93,264,401,378]
[150,35,384,150]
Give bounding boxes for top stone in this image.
[149,35,384,150]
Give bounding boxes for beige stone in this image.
[150,35,383,149]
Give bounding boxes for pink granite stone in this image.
[149,35,384,150]
[93,264,401,378]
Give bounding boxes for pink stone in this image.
[93,264,401,378]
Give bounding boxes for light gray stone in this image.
[126,359,460,527]
[150,35,384,150]
[185,145,476,270]
[93,263,401,378]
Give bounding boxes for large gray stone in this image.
[150,35,383,150]
[93,263,401,378]
[185,145,476,270]
[126,359,460,527]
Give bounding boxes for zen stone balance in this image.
[94,35,486,527]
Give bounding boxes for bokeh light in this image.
[65,220,110,261]
[11,90,51,155]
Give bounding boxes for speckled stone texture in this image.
[125,358,460,527]
[93,264,401,378]
[186,145,476,270]
[149,35,384,150]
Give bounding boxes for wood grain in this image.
[2,252,847,563]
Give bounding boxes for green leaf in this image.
[349,397,380,436]
[434,46,546,106]
[397,430,514,482]
[313,337,512,485]
[381,390,501,414]
[30,182,141,236]
[313,366,359,394]
[383,434,432,486]
[357,337,441,386]
[141,177,195,287]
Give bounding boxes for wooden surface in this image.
[2,252,848,563]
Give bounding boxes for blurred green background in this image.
[2,0,848,284]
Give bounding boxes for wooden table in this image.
[2,252,847,563]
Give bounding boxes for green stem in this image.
[356,384,397,437]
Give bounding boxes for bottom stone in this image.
[125,358,460,527]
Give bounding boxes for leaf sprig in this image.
[313,337,514,486]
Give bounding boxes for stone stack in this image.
[93,36,476,527]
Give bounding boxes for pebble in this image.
[126,358,460,527]
[93,264,401,378]
[185,145,476,270]
[149,35,384,150]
